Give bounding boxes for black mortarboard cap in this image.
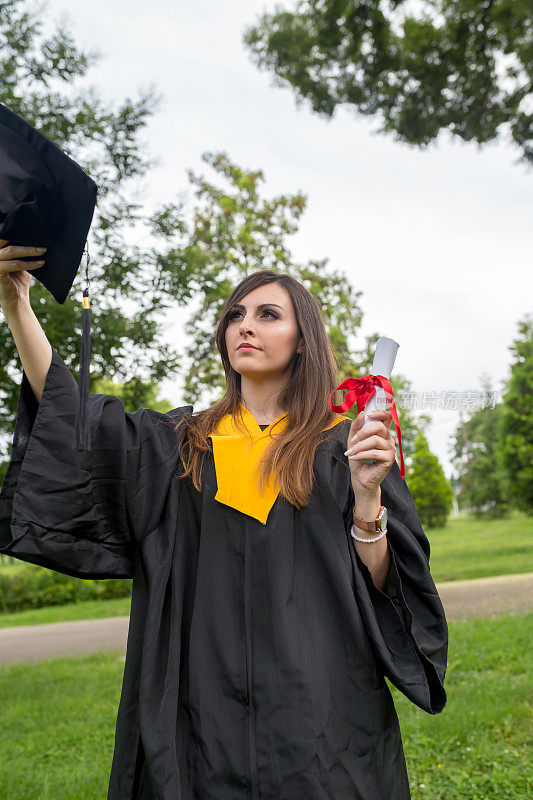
[0,101,97,452]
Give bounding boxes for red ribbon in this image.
[328,374,405,478]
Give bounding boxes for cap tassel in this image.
[75,247,92,451]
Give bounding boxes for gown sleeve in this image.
[0,346,191,580]
[336,457,448,715]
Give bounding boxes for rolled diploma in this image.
[360,336,400,464]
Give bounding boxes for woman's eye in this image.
[228,309,278,320]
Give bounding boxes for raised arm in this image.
[1,240,194,579]
[0,238,52,402]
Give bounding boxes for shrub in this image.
[0,565,131,614]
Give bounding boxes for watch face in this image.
[380,507,388,530]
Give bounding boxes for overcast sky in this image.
[42,0,533,478]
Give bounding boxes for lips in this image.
[238,344,259,350]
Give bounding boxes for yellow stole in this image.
[208,404,348,524]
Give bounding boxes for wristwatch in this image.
[353,505,388,533]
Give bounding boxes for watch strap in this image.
[353,505,385,532]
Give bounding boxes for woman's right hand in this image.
[0,239,47,313]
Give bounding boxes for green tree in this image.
[243,0,532,165]
[450,379,510,517]
[93,376,174,414]
[407,430,454,528]
[0,0,182,469]
[499,313,533,514]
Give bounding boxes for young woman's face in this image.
[225,283,302,379]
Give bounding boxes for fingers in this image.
[0,244,48,260]
[349,410,392,431]
[347,420,393,448]
[0,244,47,274]
[345,433,396,457]
[0,259,46,274]
[347,448,396,463]
[365,409,393,429]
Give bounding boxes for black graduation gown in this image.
[0,347,448,800]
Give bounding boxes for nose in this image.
[238,316,255,336]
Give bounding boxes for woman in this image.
[0,243,448,800]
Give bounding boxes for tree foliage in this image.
[499,313,533,514]
[243,0,532,165]
[0,0,182,454]
[407,430,454,528]
[450,380,510,517]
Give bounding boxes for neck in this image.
[240,374,287,424]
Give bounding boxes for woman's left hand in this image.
[345,409,397,494]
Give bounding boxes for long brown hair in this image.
[173,270,346,509]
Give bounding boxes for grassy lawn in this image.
[0,562,28,576]
[0,511,531,629]
[0,596,132,628]
[0,612,530,799]
[395,612,531,799]
[426,510,533,583]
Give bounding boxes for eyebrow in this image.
[232,303,284,311]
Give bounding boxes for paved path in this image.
[0,616,129,665]
[1,573,532,665]
[436,572,533,621]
